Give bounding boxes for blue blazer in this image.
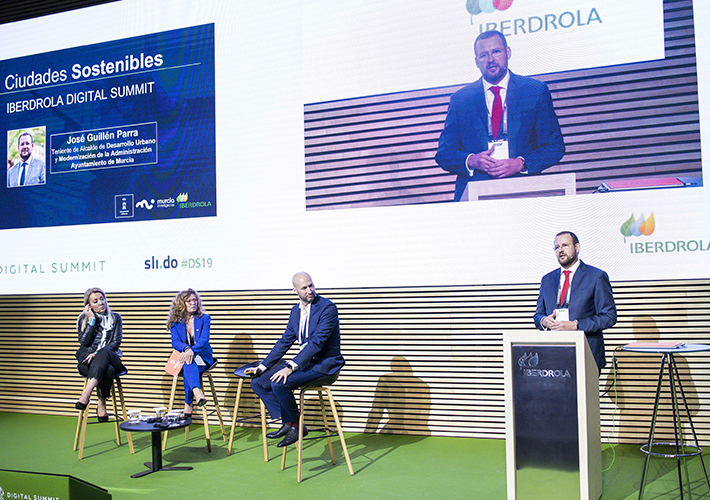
[261,295,345,376]
[533,260,617,370]
[435,71,565,201]
[170,314,214,366]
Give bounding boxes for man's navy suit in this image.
[533,260,617,371]
[251,294,345,422]
[435,71,565,201]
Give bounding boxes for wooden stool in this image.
[162,358,226,452]
[73,366,134,460]
[227,362,272,461]
[281,382,354,483]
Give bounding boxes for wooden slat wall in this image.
[1,279,708,445]
[304,0,701,210]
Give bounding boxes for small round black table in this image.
[119,419,193,478]
[620,343,710,500]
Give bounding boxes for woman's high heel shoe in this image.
[97,414,109,422]
[75,401,88,410]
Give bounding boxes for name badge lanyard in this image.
[487,103,508,141]
[557,281,570,308]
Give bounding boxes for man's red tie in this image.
[491,86,503,140]
[559,270,572,307]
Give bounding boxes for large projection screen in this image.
[0,0,708,294]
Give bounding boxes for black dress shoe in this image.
[75,401,88,411]
[196,398,207,408]
[266,424,289,439]
[277,425,308,448]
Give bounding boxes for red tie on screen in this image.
[559,270,572,307]
[491,86,503,140]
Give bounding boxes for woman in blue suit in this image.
[167,288,213,416]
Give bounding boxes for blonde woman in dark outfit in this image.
[74,287,124,422]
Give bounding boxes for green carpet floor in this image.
[0,412,708,499]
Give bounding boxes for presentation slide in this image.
[0,0,708,295]
[1,24,216,229]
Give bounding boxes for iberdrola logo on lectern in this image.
[518,352,538,369]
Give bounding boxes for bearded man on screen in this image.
[435,30,565,201]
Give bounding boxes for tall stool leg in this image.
[201,404,212,452]
[162,374,179,450]
[230,365,272,461]
[206,372,227,441]
[228,378,244,455]
[188,372,217,451]
[319,390,335,464]
[260,400,269,462]
[111,380,122,446]
[77,406,90,460]
[325,387,354,476]
[73,379,88,451]
[281,385,354,482]
[115,377,134,453]
[297,389,307,483]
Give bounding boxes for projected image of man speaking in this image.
[435,30,565,202]
[7,128,46,188]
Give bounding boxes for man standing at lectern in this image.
[533,231,617,372]
[435,30,565,201]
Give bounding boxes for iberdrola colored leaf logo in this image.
[620,213,655,242]
[620,214,635,242]
[466,0,514,16]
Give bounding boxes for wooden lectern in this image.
[503,331,602,500]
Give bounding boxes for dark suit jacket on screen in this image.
[261,294,345,376]
[435,71,565,201]
[533,260,617,371]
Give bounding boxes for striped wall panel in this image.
[0,279,708,445]
[304,0,702,209]
[0,0,119,25]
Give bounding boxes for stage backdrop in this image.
[0,0,708,295]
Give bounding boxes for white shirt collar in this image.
[560,259,581,276]
[482,70,511,93]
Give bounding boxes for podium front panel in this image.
[511,343,580,500]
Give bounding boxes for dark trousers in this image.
[77,348,123,400]
[250,361,337,423]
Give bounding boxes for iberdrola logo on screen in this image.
[466,0,514,16]
[621,211,710,254]
[620,213,655,243]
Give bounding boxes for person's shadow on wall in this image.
[344,356,431,473]
[602,316,700,499]
[365,356,431,434]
